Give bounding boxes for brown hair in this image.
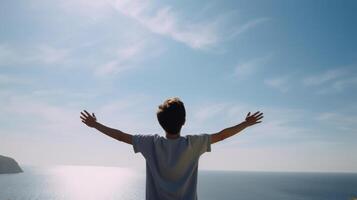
[157,97,186,135]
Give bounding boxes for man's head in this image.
[157,97,186,135]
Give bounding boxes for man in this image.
[80,97,263,200]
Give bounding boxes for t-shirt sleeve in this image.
[187,134,211,156]
[132,134,155,155]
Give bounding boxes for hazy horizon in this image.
[16,164,357,174]
[1,0,357,172]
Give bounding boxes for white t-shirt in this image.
[132,134,211,200]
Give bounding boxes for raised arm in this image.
[210,111,263,144]
[80,110,133,145]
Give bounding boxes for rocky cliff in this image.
[0,155,23,174]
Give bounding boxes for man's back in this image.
[132,134,211,200]
[81,98,263,199]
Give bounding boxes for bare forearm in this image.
[211,121,249,144]
[93,122,132,145]
[220,121,248,137]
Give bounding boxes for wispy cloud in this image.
[57,0,219,49]
[0,92,154,137]
[302,67,357,94]
[328,76,357,91]
[112,0,218,49]
[0,44,71,66]
[0,89,156,166]
[192,102,228,124]
[94,39,162,76]
[57,0,268,50]
[0,45,18,66]
[316,112,357,132]
[264,76,290,92]
[60,0,115,20]
[0,44,17,66]
[1,96,80,136]
[234,54,272,78]
[0,74,31,85]
[95,60,131,76]
[230,17,270,38]
[29,45,70,64]
[303,69,346,86]
[187,100,311,145]
[113,1,270,49]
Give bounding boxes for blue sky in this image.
[1,0,357,172]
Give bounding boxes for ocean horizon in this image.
[0,165,356,200]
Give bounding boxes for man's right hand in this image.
[80,110,97,128]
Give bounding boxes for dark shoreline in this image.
[0,155,23,174]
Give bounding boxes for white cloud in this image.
[230,17,270,38]
[0,91,156,166]
[0,44,13,61]
[29,45,70,64]
[234,54,272,78]
[330,76,357,91]
[4,97,77,129]
[303,68,346,86]
[192,103,228,123]
[56,0,219,49]
[94,40,161,76]
[116,43,144,60]
[1,41,149,76]
[95,60,129,76]
[0,74,31,85]
[186,100,311,145]
[56,0,268,50]
[95,95,156,131]
[0,92,154,138]
[0,44,17,66]
[302,67,357,94]
[60,0,115,20]
[316,112,357,131]
[112,1,269,49]
[112,0,218,49]
[0,44,71,66]
[264,76,290,92]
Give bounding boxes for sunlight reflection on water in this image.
[1,166,357,200]
[47,166,140,199]
[49,165,145,200]
[0,165,145,200]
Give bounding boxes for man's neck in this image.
[165,132,180,139]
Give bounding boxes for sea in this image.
[0,165,356,200]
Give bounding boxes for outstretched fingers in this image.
[256,115,264,121]
[255,112,263,119]
[84,110,92,118]
[80,111,88,118]
[252,111,261,117]
[80,110,95,124]
[244,111,264,126]
[80,113,89,124]
[255,112,263,117]
[80,110,98,128]
[81,110,94,119]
